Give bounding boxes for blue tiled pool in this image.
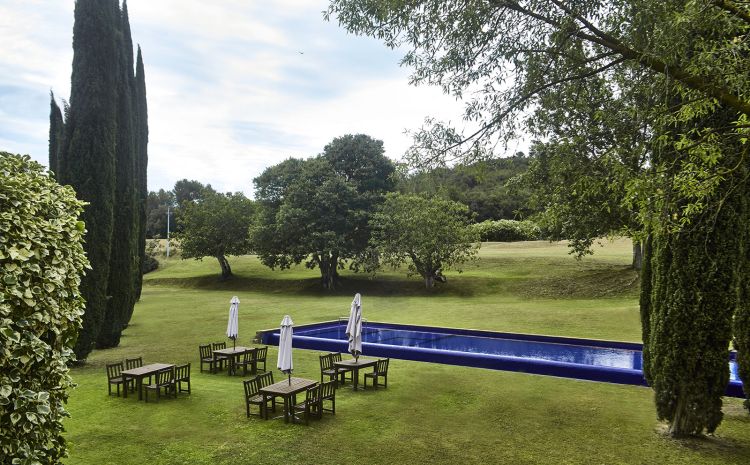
[258,321,745,397]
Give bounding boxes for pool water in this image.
[260,321,744,397]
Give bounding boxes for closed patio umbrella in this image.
[346,293,363,361]
[277,315,294,385]
[227,296,239,349]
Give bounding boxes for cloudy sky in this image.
[0,0,476,196]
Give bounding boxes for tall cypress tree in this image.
[97,0,137,348]
[734,166,750,412]
[64,0,119,360]
[133,45,149,303]
[48,92,63,178]
[643,106,745,436]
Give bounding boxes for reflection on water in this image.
[298,326,739,381]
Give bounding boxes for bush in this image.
[142,255,159,274]
[0,153,88,464]
[142,239,160,274]
[472,219,541,242]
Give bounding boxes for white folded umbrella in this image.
[346,293,363,360]
[227,296,239,349]
[277,314,294,384]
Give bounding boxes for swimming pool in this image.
[257,321,745,397]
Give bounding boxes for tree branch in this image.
[711,0,750,25]
[435,57,627,156]
[546,0,750,115]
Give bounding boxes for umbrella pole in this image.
[288,372,291,386]
[232,337,236,350]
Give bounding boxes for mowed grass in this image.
[64,239,750,465]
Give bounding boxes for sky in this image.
[0,0,474,196]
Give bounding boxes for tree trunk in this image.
[216,255,232,280]
[632,240,643,271]
[668,392,692,437]
[318,253,339,290]
[424,275,435,288]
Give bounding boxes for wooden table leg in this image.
[122,374,128,398]
[137,376,144,400]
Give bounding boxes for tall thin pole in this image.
[166,206,171,258]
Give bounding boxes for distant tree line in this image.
[48,0,148,361]
[396,154,533,222]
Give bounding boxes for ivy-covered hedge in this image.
[472,219,541,242]
[0,153,88,464]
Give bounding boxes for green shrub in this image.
[142,240,159,274]
[0,153,88,464]
[472,219,541,242]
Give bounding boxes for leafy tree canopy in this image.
[252,134,396,289]
[145,189,175,238]
[173,179,216,206]
[398,154,532,222]
[370,193,480,288]
[176,192,255,279]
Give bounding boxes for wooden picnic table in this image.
[122,363,174,400]
[213,346,255,376]
[334,358,377,391]
[259,377,317,423]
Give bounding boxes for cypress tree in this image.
[737,268,750,412]
[48,92,63,178]
[644,107,745,436]
[734,166,750,412]
[97,0,137,348]
[65,0,119,360]
[133,45,149,303]
[639,233,653,386]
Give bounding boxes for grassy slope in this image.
[64,239,750,465]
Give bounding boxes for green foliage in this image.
[397,155,532,221]
[51,0,147,357]
[327,1,750,163]
[171,179,216,235]
[521,67,650,261]
[732,264,750,412]
[253,157,362,289]
[63,0,120,360]
[645,217,740,435]
[471,219,540,242]
[523,140,642,259]
[99,2,138,348]
[145,189,175,239]
[173,179,215,207]
[370,193,479,288]
[176,192,254,279]
[47,92,63,178]
[737,284,750,411]
[133,43,149,302]
[641,104,747,435]
[141,240,160,274]
[252,135,395,289]
[0,153,88,464]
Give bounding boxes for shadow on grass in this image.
[652,424,750,460]
[510,266,640,299]
[145,265,640,300]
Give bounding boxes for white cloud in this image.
[0,0,476,197]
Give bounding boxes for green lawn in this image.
[64,239,750,465]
